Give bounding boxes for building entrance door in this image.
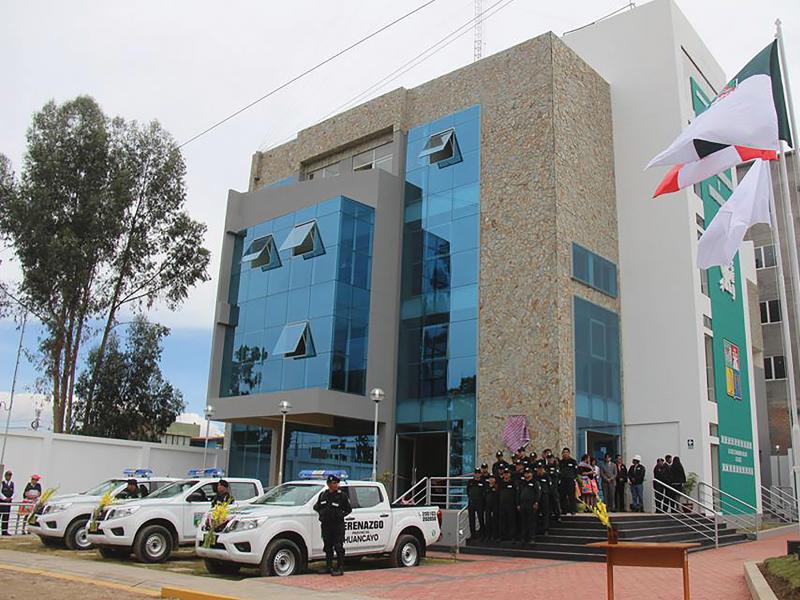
[393,431,450,499]
[586,431,619,461]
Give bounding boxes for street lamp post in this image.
[278,400,292,485]
[0,313,27,474]
[202,405,215,470]
[370,388,385,482]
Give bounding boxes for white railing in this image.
[697,481,758,534]
[392,476,472,509]
[761,485,798,524]
[652,484,719,548]
[455,505,470,556]
[0,502,36,536]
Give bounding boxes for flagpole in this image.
[775,20,800,515]
[766,170,800,532]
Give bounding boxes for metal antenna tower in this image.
[473,0,483,62]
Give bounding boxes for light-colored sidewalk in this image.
[0,549,376,600]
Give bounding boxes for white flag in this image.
[697,158,772,269]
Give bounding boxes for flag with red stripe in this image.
[501,415,530,453]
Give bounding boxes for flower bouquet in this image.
[27,487,57,525]
[202,499,232,548]
[88,487,116,533]
[578,498,618,543]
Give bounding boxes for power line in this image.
[177,0,441,149]
[260,0,516,152]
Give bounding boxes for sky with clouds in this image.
[1,0,799,425]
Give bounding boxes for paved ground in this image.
[0,564,155,599]
[0,530,793,599]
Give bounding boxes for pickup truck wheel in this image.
[133,524,173,563]
[204,558,242,575]
[261,538,304,577]
[64,518,92,550]
[39,536,62,548]
[97,546,130,559]
[390,534,421,568]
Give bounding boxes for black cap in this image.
[524,467,532,474]
[496,451,503,457]
[529,452,537,458]
[218,479,229,488]
[535,462,546,469]
[473,468,481,474]
[326,474,340,484]
[503,467,512,473]
[127,478,137,486]
[480,463,488,469]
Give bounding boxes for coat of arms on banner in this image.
[719,264,736,300]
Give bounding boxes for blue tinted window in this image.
[220,197,373,397]
[397,105,481,476]
[572,243,617,298]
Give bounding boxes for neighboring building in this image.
[566,0,762,509]
[190,435,225,450]
[206,0,763,509]
[742,151,799,487]
[161,422,201,446]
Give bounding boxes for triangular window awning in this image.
[273,321,315,359]
[241,234,281,270]
[419,129,454,159]
[279,220,322,257]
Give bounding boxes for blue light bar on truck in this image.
[298,470,349,481]
[122,468,153,478]
[187,467,226,477]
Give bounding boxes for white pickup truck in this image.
[87,477,263,563]
[195,477,441,577]
[28,475,178,550]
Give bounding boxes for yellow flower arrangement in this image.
[88,485,117,529]
[202,499,233,548]
[578,498,612,529]
[27,487,57,525]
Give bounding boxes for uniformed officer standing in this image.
[534,463,551,535]
[466,468,486,540]
[479,462,490,481]
[558,448,579,515]
[512,460,525,482]
[546,455,561,522]
[484,474,499,541]
[0,471,13,536]
[497,469,517,541]
[491,451,509,477]
[313,474,352,576]
[516,469,540,545]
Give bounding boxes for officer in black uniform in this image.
[484,474,499,541]
[534,462,552,535]
[479,462,490,482]
[491,451,509,477]
[313,474,352,576]
[116,479,143,500]
[546,454,561,522]
[466,468,486,540]
[528,451,538,464]
[512,460,525,482]
[0,471,13,536]
[497,469,517,541]
[516,468,540,545]
[211,479,233,507]
[558,447,579,515]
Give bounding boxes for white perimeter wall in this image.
[0,430,226,495]
[566,0,761,510]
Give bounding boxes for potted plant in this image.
[681,472,699,513]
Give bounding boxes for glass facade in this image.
[283,418,375,481]
[574,296,622,456]
[221,196,374,397]
[396,105,481,476]
[228,424,272,486]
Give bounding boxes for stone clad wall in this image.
[246,31,615,464]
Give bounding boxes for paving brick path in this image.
[275,531,795,599]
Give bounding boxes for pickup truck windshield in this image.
[253,483,323,506]
[82,479,124,496]
[146,480,199,499]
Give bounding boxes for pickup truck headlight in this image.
[43,502,72,514]
[107,505,140,520]
[226,517,266,532]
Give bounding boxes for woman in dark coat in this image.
[669,456,687,504]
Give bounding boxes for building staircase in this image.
[459,512,750,562]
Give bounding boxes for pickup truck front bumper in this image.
[86,516,136,548]
[195,529,263,566]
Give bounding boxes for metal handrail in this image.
[761,485,798,523]
[652,486,719,548]
[393,477,429,506]
[767,484,798,507]
[454,505,470,558]
[696,481,758,533]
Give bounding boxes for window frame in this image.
[755,244,776,269]
[353,143,393,172]
[764,355,787,381]
[760,299,782,324]
[273,321,316,359]
[279,220,324,258]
